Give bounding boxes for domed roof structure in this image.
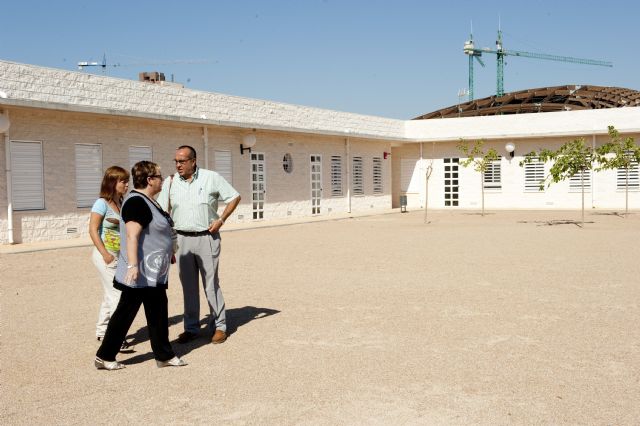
[415,85,640,120]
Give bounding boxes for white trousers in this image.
[91,247,121,338]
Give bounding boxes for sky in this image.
[2,0,637,119]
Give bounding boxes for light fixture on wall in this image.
[0,111,10,133]
[240,132,256,155]
[383,151,391,159]
[505,142,515,158]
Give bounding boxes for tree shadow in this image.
[591,212,628,218]
[121,306,280,364]
[517,219,594,227]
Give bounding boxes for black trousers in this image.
[96,285,175,362]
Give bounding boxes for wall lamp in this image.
[383,151,391,159]
[240,133,256,155]
[505,142,515,158]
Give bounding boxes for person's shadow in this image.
[122,306,279,365]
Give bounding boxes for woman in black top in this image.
[95,161,185,370]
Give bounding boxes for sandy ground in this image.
[1,209,639,425]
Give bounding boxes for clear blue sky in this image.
[2,0,637,119]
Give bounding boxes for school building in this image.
[1,59,639,244]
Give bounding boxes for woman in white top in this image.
[89,166,132,350]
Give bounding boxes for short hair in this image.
[99,166,129,202]
[131,161,160,189]
[177,145,197,159]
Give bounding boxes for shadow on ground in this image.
[122,306,280,364]
[517,219,594,227]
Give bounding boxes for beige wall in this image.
[1,107,393,243]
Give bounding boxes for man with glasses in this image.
[158,145,240,345]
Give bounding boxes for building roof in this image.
[415,85,640,120]
[2,60,640,143]
[0,60,404,141]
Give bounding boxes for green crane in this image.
[463,30,613,100]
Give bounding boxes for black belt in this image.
[176,230,211,237]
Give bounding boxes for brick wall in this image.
[1,107,393,243]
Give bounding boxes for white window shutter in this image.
[352,156,364,195]
[129,146,152,169]
[373,157,383,194]
[75,144,103,207]
[214,150,233,184]
[330,155,343,197]
[11,141,45,210]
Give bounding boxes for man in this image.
[158,145,240,344]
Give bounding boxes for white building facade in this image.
[1,59,640,244]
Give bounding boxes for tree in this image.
[595,126,640,217]
[520,138,597,227]
[457,140,498,216]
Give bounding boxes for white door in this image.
[310,154,322,215]
[251,152,266,220]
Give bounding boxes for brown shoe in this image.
[177,331,198,344]
[211,329,227,344]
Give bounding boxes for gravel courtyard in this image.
[1,209,639,425]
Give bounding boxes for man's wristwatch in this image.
[127,264,138,269]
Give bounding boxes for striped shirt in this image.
[157,167,239,232]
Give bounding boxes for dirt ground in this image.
[1,209,639,425]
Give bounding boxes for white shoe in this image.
[156,356,187,368]
[95,357,125,370]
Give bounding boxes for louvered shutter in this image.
[214,150,233,184]
[129,146,152,168]
[75,144,102,207]
[11,141,44,210]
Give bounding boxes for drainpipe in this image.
[592,132,596,209]
[420,142,424,208]
[203,126,209,169]
[345,136,351,213]
[3,115,13,244]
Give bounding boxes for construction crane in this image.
[464,32,485,102]
[77,53,211,72]
[463,30,613,100]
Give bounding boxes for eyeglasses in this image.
[149,174,162,180]
[174,158,194,165]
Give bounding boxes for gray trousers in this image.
[177,232,226,333]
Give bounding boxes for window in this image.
[569,170,591,192]
[330,155,343,197]
[352,156,364,195]
[483,157,501,190]
[524,158,545,192]
[444,158,459,207]
[75,144,103,207]
[282,153,293,173]
[10,141,44,210]
[372,157,383,194]
[616,153,639,190]
[214,150,233,184]
[129,146,152,168]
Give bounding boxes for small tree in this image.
[595,126,640,217]
[423,160,433,224]
[458,140,498,216]
[521,138,597,227]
